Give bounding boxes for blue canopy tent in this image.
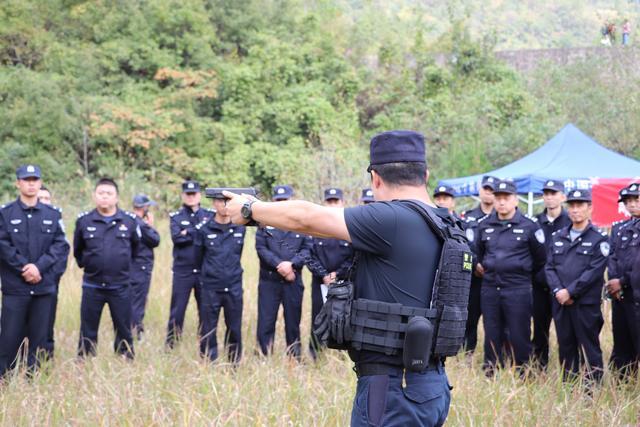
[438,123,640,215]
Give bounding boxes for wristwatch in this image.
[241,200,258,226]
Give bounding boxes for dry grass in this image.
[1,221,639,426]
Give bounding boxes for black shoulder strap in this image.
[400,200,467,243]
[398,200,448,240]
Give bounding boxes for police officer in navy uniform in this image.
[433,185,458,218]
[545,189,608,381]
[195,192,246,364]
[224,130,452,426]
[37,185,69,359]
[0,165,69,376]
[166,180,213,348]
[255,185,313,359]
[306,187,354,359]
[360,188,374,204]
[606,183,640,377]
[476,179,546,374]
[532,180,571,369]
[461,175,496,354]
[74,178,141,359]
[130,194,160,340]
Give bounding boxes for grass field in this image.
[1,221,639,426]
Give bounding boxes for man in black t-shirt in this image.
[224,130,450,427]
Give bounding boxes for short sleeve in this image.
[344,203,397,256]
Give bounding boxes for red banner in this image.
[591,178,638,227]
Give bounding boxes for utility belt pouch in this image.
[403,316,434,372]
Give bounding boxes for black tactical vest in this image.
[314,200,473,359]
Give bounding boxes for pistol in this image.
[205,187,258,200]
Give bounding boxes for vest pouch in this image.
[403,316,434,372]
[433,305,468,356]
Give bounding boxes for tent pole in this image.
[528,191,533,216]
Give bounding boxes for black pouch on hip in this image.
[403,316,434,372]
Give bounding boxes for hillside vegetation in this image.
[0,0,639,208]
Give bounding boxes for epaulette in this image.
[43,204,62,213]
[204,208,215,213]
[125,211,136,219]
[524,214,538,223]
[77,211,89,219]
[169,210,180,217]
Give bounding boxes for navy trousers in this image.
[199,286,243,363]
[350,367,451,427]
[78,286,134,358]
[131,267,153,335]
[463,276,482,352]
[43,286,59,358]
[166,269,202,347]
[609,297,640,377]
[552,301,603,381]
[257,275,304,359]
[0,293,53,376]
[481,286,533,370]
[531,285,553,368]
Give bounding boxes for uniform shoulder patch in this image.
[524,214,538,223]
[534,228,545,244]
[600,241,610,257]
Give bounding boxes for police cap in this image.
[433,185,455,198]
[16,164,41,180]
[360,188,374,203]
[182,180,200,193]
[133,194,157,208]
[566,189,592,203]
[324,187,343,201]
[619,183,640,202]
[272,185,294,201]
[481,175,498,190]
[542,180,565,193]
[367,130,426,172]
[493,179,517,195]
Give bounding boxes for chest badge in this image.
[119,224,128,232]
[207,234,217,239]
[10,219,21,225]
[484,228,494,234]
[87,226,96,231]
[42,219,53,225]
[513,229,524,234]
[181,220,190,226]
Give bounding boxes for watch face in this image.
[241,203,251,219]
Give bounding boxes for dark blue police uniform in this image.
[545,190,607,380]
[0,192,69,375]
[347,130,450,427]
[608,216,640,374]
[476,182,546,371]
[166,192,214,347]
[306,187,355,358]
[44,236,69,359]
[195,219,246,363]
[131,215,160,336]
[532,180,572,368]
[460,175,497,353]
[74,208,141,358]
[256,224,312,359]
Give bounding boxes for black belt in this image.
[353,359,443,378]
